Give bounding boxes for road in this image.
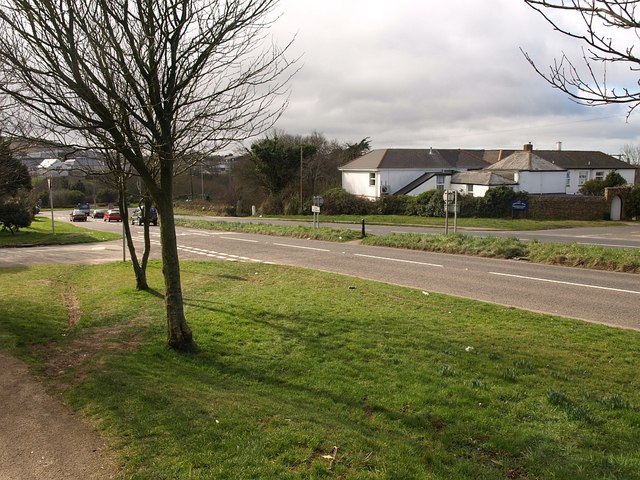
[2,214,639,331]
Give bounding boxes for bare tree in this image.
[523,1,640,116]
[621,143,640,165]
[0,0,295,349]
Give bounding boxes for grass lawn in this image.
[0,216,120,247]
[1,261,639,479]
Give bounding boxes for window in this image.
[578,170,588,186]
[566,171,571,187]
[467,184,474,197]
[369,172,376,187]
[436,175,445,190]
[595,171,604,181]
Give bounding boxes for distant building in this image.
[340,143,636,198]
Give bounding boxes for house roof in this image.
[339,149,491,171]
[451,171,517,186]
[486,151,565,172]
[530,150,631,169]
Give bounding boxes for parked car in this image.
[69,209,88,222]
[77,203,91,216]
[92,209,106,219]
[131,206,158,226]
[103,209,122,222]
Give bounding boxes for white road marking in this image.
[489,272,640,295]
[221,237,259,243]
[354,253,444,268]
[272,243,331,252]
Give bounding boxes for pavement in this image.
[0,351,117,479]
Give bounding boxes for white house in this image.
[339,148,492,199]
[37,158,70,177]
[340,144,636,198]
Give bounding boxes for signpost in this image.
[311,196,323,228]
[511,199,529,219]
[442,189,458,234]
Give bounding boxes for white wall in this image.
[518,171,566,194]
[342,171,377,198]
[342,168,449,198]
[565,168,636,194]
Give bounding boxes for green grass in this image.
[175,218,363,242]
[268,214,618,231]
[0,217,120,247]
[1,261,639,479]
[175,208,619,231]
[362,234,640,273]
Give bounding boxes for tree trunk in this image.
[156,190,193,349]
[118,180,148,290]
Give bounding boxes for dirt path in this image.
[0,351,117,480]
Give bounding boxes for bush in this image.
[0,199,32,233]
[96,188,118,204]
[625,186,640,219]
[321,188,375,215]
[478,186,528,218]
[46,189,86,208]
[377,195,414,215]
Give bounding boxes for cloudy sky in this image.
[266,0,640,155]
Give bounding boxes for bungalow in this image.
[340,144,636,198]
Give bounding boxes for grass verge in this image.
[1,261,639,479]
[175,218,363,242]
[176,218,640,273]
[0,217,120,247]
[175,209,619,231]
[362,233,640,273]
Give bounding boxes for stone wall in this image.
[526,195,608,220]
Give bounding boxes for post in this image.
[48,176,55,236]
[361,218,365,238]
[201,164,205,199]
[122,219,126,262]
[444,198,449,235]
[453,190,458,234]
[299,145,303,213]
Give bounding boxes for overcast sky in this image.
[266,0,640,155]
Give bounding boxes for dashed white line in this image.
[489,272,640,295]
[222,237,259,243]
[272,243,331,252]
[354,253,444,268]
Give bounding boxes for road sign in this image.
[511,200,529,211]
[311,205,320,213]
[443,190,456,204]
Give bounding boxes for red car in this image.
[103,209,122,222]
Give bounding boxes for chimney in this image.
[556,141,562,151]
[523,143,533,152]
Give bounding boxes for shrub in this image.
[625,186,640,219]
[321,188,375,215]
[0,199,32,233]
[478,186,528,218]
[96,188,118,204]
[377,194,414,215]
[48,189,86,207]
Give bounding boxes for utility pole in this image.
[299,145,303,213]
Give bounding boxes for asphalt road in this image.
[3,214,639,331]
